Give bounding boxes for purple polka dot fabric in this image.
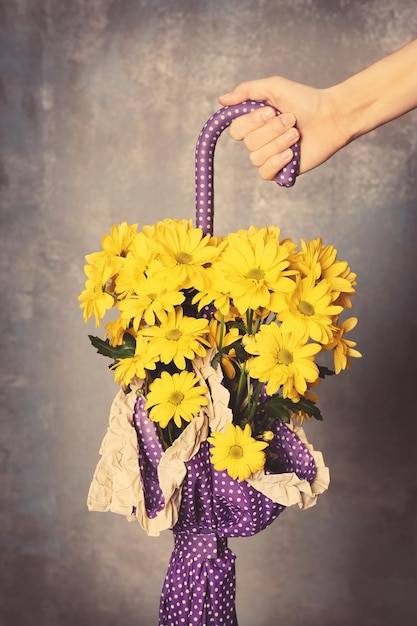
[133,397,316,625]
[134,395,165,518]
[195,101,300,235]
[160,530,237,626]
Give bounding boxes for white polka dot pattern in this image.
[133,393,317,625]
[133,394,165,518]
[195,101,300,235]
[159,530,237,626]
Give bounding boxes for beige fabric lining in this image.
[87,351,330,536]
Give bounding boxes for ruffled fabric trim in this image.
[134,412,208,536]
[86,370,212,536]
[87,350,330,534]
[197,350,330,509]
[192,349,234,432]
[87,380,143,521]
[247,423,330,510]
[131,351,222,535]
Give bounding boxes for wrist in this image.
[325,79,374,147]
[328,40,417,145]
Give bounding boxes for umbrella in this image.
[86,102,334,625]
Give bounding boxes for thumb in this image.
[218,78,275,106]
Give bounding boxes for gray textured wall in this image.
[1,1,417,625]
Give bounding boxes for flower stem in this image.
[246,309,254,334]
[247,381,263,425]
[218,314,225,351]
[234,363,247,418]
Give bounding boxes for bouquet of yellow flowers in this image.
[80,102,361,626]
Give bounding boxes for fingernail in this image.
[284,128,298,141]
[280,148,293,160]
[281,113,295,127]
[219,91,234,98]
[261,108,276,121]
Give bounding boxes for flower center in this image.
[166,328,182,341]
[148,293,157,301]
[277,348,293,365]
[229,445,244,459]
[168,391,184,406]
[176,251,193,265]
[298,300,315,316]
[246,267,265,282]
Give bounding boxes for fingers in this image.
[241,111,298,150]
[228,106,273,140]
[230,106,296,140]
[256,150,296,181]
[248,123,299,162]
[218,80,300,181]
[226,107,299,180]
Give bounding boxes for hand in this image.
[219,76,347,179]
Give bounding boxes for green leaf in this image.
[295,397,324,421]
[228,320,247,334]
[259,394,324,422]
[233,341,249,362]
[259,396,292,423]
[88,333,136,360]
[210,338,248,370]
[210,350,222,370]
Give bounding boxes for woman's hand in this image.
[219,76,350,179]
[219,41,417,181]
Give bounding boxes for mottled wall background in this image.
[1,1,417,625]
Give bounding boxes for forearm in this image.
[329,39,417,143]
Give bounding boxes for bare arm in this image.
[218,39,417,179]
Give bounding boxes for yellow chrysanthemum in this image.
[104,318,137,347]
[245,323,321,399]
[117,269,185,329]
[111,337,158,386]
[83,249,121,273]
[101,221,138,256]
[239,224,282,244]
[114,232,159,299]
[142,218,193,239]
[145,370,209,428]
[332,265,358,309]
[191,266,233,316]
[293,238,357,304]
[78,282,115,327]
[140,307,210,370]
[78,252,118,325]
[280,236,299,264]
[143,219,219,291]
[208,423,268,482]
[272,274,343,344]
[207,318,240,379]
[326,317,362,374]
[242,226,298,267]
[212,228,296,315]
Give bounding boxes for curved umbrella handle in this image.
[195,100,300,235]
